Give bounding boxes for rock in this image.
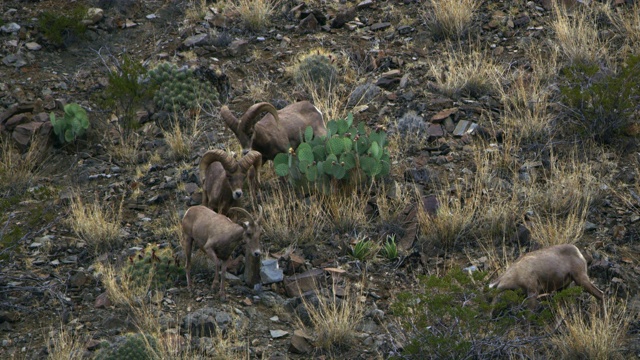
[347,83,381,107]
[25,42,41,51]
[228,39,249,57]
[261,259,284,284]
[182,308,234,337]
[331,7,356,29]
[183,33,209,48]
[94,292,111,308]
[13,121,43,148]
[370,22,392,31]
[453,120,471,137]
[270,329,289,338]
[299,14,320,33]
[284,268,325,297]
[357,0,374,9]
[0,23,20,33]
[4,113,29,131]
[86,8,104,24]
[426,123,444,139]
[289,329,313,354]
[376,70,401,89]
[68,271,90,288]
[430,108,458,123]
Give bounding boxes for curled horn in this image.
[199,149,238,183]
[237,150,262,171]
[238,102,280,135]
[227,207,255,224]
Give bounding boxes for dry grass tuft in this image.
[416,179,478,250]
[427,46,503,99]
[551,300,630,360]
[0,135,48,195]
[551,2,609,65]
[320,190,371,235]
[422,0,479,40]
[108,132,143,165]
[185,0,210,23]
[162,110,202,161]
[297,284,365,351]
[527,203,589,247]
[258,183,327,247]
[227,0,278,32]
[46,326,87,360]
[68,194,122,253]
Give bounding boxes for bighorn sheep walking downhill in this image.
[220,101,327,162]
[489,244,605,313]
[181,205,262,300]
[199,149,262,215]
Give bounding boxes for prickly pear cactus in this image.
[147,62,219,112]
[49,103,90,144]
[274,113,390,191]
[95,333,157,360]
[124,244,185,289]
[293,53,339,92]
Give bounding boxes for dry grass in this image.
[185,0,210,23]
[0,135,48,195]
[258,183,327,247]
[320,190,372,235]
[427,45,503,99]
[606,2,640,50]
[227,0,278,32]
[527,202,589,247]
[162,110,203,161]
[422,0,479,40]
[108,132,143,165]
[46,326,87,360]
[297,284,365,351]
[551,2,609,65]
[551,300,630,360]
[416,179,478,250]
[68,193,122,253]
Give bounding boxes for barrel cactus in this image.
[293,52,339,92]
[147,62,219,112]
[124,244,185,289]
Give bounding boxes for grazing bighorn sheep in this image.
[181,205,262,299]
[489,244,605,313]
[199,149,262,215]
[220,101,327,162]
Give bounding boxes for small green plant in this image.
[560,54,640,143]
[293,53,339,92]
[273,113,391,193]
[148,62,219,112]
[50,103,89,144]
[380,234,398,260]
[37,6,87,47]
[123,244,185,289]
[349,236,379,261]
[95,333,158,360]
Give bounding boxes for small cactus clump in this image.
[396,110,427,136]
[293,52,339,92]
[95,333,157,360]
[148,62,219,112]
[124,244,185,289]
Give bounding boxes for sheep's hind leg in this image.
[183,236,194,288]
[205,247,221,291]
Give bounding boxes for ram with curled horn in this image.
[220,101,327,162]
[199,149,262,215]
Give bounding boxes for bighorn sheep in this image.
[181,205,262,299]
[199,149,262,215]
[489,244,605,313]
[220,101,327,162]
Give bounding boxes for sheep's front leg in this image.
[525,290,539,310]
[573,273,606,316]
[204,247,220,291]
[183,236,194,288]
[219,258,231,301]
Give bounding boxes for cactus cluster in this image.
[50,103,90,144]
[124,244,185,289]
[273,113,390,191]
[293,53,339,92]
[95,333,157,360]
[148,62,218,112]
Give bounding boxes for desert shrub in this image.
[422,0,479,40]
[273,113,391,193]
[37,6,87,47]
[148,62,219,112]
[50,103,89,144]
[124,244,185,290]
[559,55,640,143]
[95,333,158,360]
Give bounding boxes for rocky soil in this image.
[1,0,640,359]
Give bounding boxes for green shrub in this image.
[123,244,185,290]
[50,103,89,144]
[148,62,219,112]
[293,53,339,92]
[37,6,87,47]
[95,333,157,360]
[380,234,398,260]
[390,268,588,359]
[560,55,640,143]
[273,113,391,193]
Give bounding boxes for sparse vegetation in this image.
[381,234,399,260]
[228,0,278,32]
[349,235,379,261]
[422,0,479,40]
[68,193,122,254]
[37,6,87,47]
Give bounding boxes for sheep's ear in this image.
[241,221,250,230]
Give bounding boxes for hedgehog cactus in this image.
[95,333,157,360]
[148,62,218,112]
[124,244,185,289]
[273,113,390,191]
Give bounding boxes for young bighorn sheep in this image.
[181,205,262,300]
[199,149,262,215]
[220,101,327,162]
[489,244,605,313]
